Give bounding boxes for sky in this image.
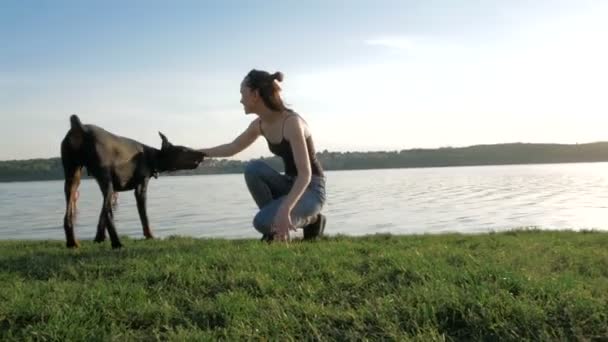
[1,0,607,161]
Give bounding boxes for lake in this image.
[1,163,608,241]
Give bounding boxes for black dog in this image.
[61,114,204,249]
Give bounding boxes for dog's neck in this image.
[145,146,162,179]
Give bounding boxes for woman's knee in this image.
[244,160,269,182]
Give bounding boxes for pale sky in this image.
[1,0,607,161]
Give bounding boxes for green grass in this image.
[1,230,607,341]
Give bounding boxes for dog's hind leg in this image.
[61,120,86,248]
[96,177,122,249]
[62,164,82,248]
[135,178,155,239]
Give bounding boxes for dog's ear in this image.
[159,132,170,149]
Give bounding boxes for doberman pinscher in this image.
[61,114,205,249]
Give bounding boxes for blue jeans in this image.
[244,160,326,235]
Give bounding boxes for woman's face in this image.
[240,80,258,114]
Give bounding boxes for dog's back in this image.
[61,115,147,171]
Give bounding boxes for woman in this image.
[198,69,326,242]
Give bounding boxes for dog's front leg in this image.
[94,209,107,242]
[135,178,154,239]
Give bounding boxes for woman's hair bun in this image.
[271,71,284,82]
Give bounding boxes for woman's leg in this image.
[244,160,293,209]
[253,176,326,236]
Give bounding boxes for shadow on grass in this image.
[0,235,327,281]
[0,239,213,281]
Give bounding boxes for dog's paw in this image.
[144,229,155,240]
[66,240,80,249]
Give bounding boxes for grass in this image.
[1,230,607,341]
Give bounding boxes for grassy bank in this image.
[1,231,607,340]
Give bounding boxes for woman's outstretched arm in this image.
[198,119,261,157]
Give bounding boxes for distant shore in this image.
[2,142,608,182]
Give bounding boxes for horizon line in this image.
[2,141,606,163]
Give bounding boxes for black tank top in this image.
[260,114,324,177]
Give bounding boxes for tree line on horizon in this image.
[1,142,608,182]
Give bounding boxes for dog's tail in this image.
[63,114,86,154]
[70,114,85,132]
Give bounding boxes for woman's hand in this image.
[272,206,296,241]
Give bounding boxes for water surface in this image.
[1,163,607,240]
